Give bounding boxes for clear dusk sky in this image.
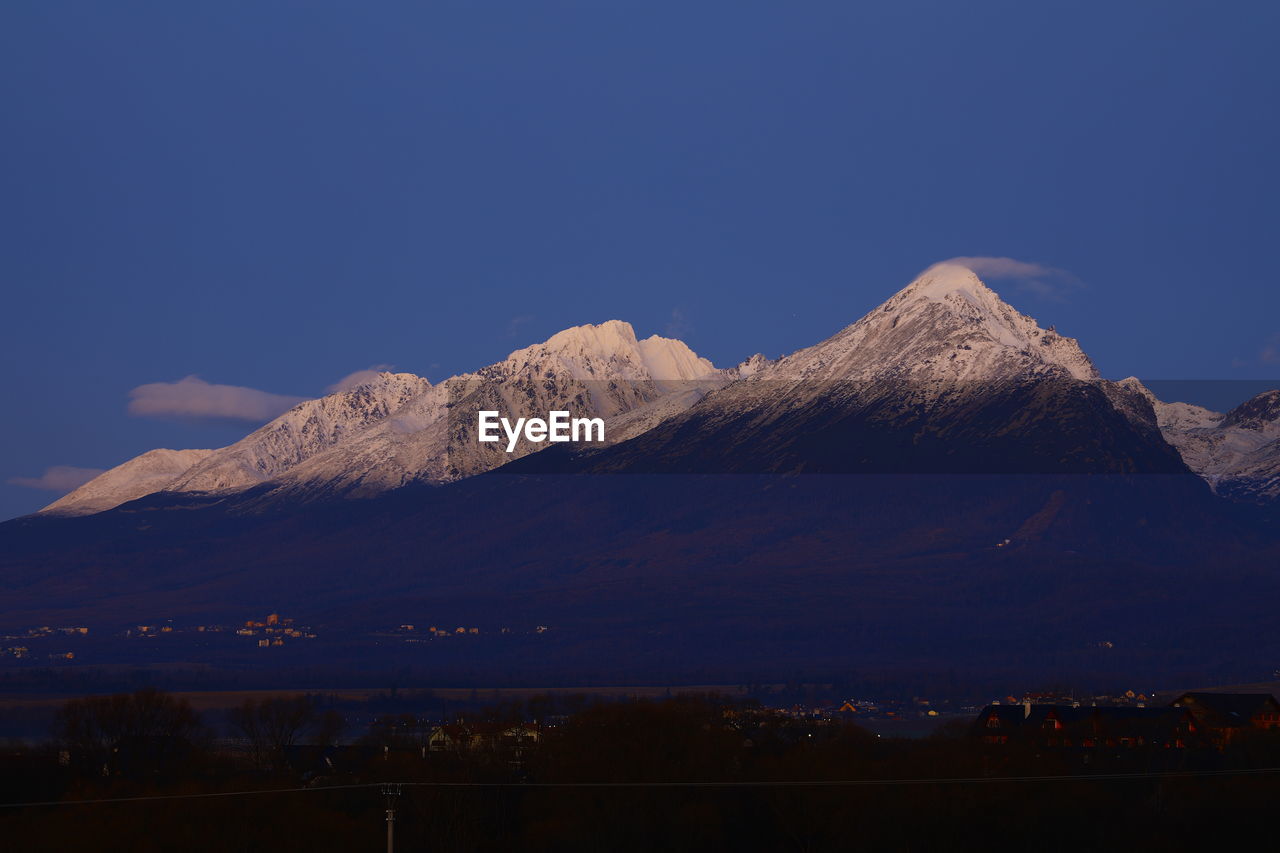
[2,1,1278,519]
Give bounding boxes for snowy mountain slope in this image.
[33,324,726,516]
[1117,381,1280,503]
[673,262,1108,425]
[1183,390,1280,502]
[36,373,432,517]
[36,263,1278,517]
[1216,442,1280,503]
[1113,378,1222,433]
[758,262,1098,386]
[40,448,215,517]
[729,353,773,379]
[522,264,1187,476]
[591,353,776,447]
[266,321,724,497]
[1112,379,1280,502]
[1220,388,1280,434]
[166,371,433,493]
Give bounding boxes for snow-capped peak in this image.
[537,319,641,360]
[893,262,1098,380]
[759,264,1098,384]
[246,320,726,497]
[502,320,717,383]
[901,261,991,303]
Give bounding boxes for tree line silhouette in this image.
[2,688,1278,850]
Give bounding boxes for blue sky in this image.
[2,1,1278,518]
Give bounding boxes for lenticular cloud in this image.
[8,465,106,493]
[128,376,308,423]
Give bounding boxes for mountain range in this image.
[4,264,1279,686]
[34,263,1280,515]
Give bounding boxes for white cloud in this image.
[507,315,536,338]
[1259,334,1280,365]
[8,465,106,493]
[327,365,395,394]
[128,376,308,423]
[665,307,692,339]
[934,256,1081,301]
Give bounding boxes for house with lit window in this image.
[1169,692,1280,746]
[974,701,1203,751]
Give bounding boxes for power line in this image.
[0,783,374,809]
[397,768,1280,788]
[4,767,1280,809]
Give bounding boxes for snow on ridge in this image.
[906,262,989,302]
[539,319,638,356]
[40,448,216,517]
[1112,377,1280,502]
[757,265,1099,386]
[635,334,718,383]
[166,371,434,493]
[906,263,1097,379]
[224,321,724,499]
[1114,377,1223,432]
[45,268,1280,510]
[42,271,1115,516]
[43,322,725,515]
[505,320,716,383]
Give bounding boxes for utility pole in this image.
[382,783,402,853]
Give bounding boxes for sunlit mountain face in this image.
[35,265,1280,515]
[3,268,1279,688]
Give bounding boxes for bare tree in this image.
[228,695,317,771]
[56,688,210,777]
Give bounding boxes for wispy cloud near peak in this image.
[128,376,308,423]
[507,315,536,338]
[1258,333,1280,365]
[327,365,395,393]
[8,465,105,493]
[665,308,692,339]
[932,256,1081,301]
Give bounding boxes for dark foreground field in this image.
[3,690,1278,852]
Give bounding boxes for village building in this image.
[974,692,1279,752]
[1169,692,1280,745]
[974,701,1203,751]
